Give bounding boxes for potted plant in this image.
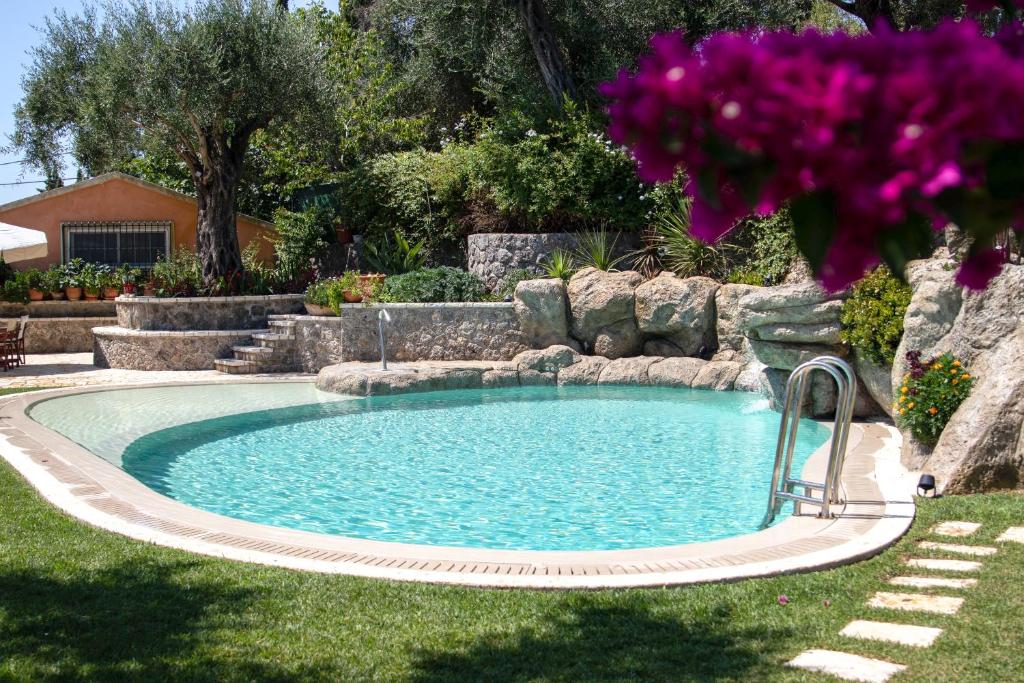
[24,269,45,301]
[63,258,85,301]
[303,277,337,316]
[358,272,386,298]
[117,264,141,295]
[338,270,364,303]
[102,271,121,300]
[80,263,101,301]
[42,266,64,300]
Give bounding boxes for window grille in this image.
[62,221,172,267]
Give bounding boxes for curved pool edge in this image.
[0,380,915,589]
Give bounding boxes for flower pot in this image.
[103,287,121,300]
[122,283,137,296]
[28,288,45,302]
[49,291,65,301]
[143,284,156,297]
[358,273,385,298]
[336,227,354,245]
[342,290,363,303]
[84,288,100,301]
[304,302,335,316]
[64,287,83,301]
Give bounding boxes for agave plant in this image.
[573,227,625,272]
[653,195,731,279]
[541,248,576,281]
[363,231,426,275]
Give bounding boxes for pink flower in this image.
[778,594,789,605]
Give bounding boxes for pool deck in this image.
[0,368,915,589]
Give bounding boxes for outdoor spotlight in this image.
[917,474,936,497]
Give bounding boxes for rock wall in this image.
[93,327,258,370]
[117,295,306,331]
[895,260,1024,493]
[25,317,118,353]
[294,303,530,372]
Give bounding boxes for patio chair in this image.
[0,324,16,371]
[14,315,28,365]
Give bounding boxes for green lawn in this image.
[0,458,1021,682]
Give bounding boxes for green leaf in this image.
[876,212,933,279]
[987,143,1024,201]
[789,191,837,274]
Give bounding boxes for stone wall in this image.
[467,233,637,291]
[116,294,306,331]
[294,303,530,372]
[93,327,259,371]
[24,317,118,353]
[0,300,116,318]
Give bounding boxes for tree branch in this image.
[823,0,897,30]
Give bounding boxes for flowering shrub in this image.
[602,18,1024,292]
[840,268,913,366]
[894,351,974,445]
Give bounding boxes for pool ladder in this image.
[761,356,856,528]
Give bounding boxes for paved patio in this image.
[0,353,313,389]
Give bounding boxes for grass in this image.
[0,458,1022,682]
[0,387,54,396]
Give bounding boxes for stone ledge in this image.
[124,294,306,304]
[93,326,259,370]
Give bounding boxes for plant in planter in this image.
[101,271,122,299]
[0,271,31,304]
[894,351,975,446]
[303,277,339,316]
[116,264,141,295]
[336,270,364,305]
[23,269,45,301]
[42,265,64,300]
[79,263,103,300]
[62,258,85,300]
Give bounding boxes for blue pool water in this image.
[114,385,830,551]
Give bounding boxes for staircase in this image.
[214,315,299,374]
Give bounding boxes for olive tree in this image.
[11,0,331,285]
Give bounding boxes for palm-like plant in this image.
[363,231,426,275]
[541,248,576,281]
[573,227,625,271]
[652,196,731,279]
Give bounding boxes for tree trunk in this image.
[276,0,289,12]
[823,0,897,30]
[195,158,244,289]
[517,0,577,104]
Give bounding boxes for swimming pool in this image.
[29,383,830,552]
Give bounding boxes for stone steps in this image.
[214,318,299,374]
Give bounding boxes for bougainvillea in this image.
[894,351,974,445]
[602,19,1024,292]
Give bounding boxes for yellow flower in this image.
[953,360,961,367]
[952,379,959,386]
[933,363,943,370]
[908,402,915,409]
[929,406,938,415]
[951,368,959,375]
[901,386,909,394]
[900,396,907,403]
[899,408,906,415]
[962,373,970,380]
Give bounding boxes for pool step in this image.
[214,319,299,375]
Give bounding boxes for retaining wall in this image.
[116,294,306,331]
[93,327,259,371]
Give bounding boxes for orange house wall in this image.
[0,177,276,270]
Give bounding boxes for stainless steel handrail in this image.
[761,355,857,527]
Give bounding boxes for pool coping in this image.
[0,379,915,589]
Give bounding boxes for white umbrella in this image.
[0,222,48,263]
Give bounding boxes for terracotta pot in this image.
[303,302,335,316]
[336,227,354,245]
[143,284,156,297]
[103,287,121,300]
[28,288,44,302]
[358,273,385,297]
[342,290,363,303]
[64,287,83,301]
[122,283,137,295]
[49,291,65,301]
[84,288,100,301]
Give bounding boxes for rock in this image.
[754,322,842,345]
[692,360,743,391]
[566,267,644,358]
[892,259,962,394]
[514,278,573,348]
[711,349,741,362]
[647,357,707,387]
[783,258,815,284]
[643,338,687,357]
[748,340,847,371]
[557,356,610,385]
[513,345,581,374]
[634,273,720,356]
[482,369,520,388]
[598,356,662,385]
[734,360,768,394]
[518,369,557,386]
[715,284,760,354]
[854,351,895,418]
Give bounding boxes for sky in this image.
[0,0,319,208]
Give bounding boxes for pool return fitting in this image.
[378,308,391,371]
[761,355,856,527]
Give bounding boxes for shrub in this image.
[495,268,537,298]
[840,267,912,366]
[272,204,336,279]
[541,248,576,282]
[363,231,426,275]
[651,195,730,279]
[0,272,30,303]
[728,208,799,286]
[726,268,766,286]
[41,265,64,293]
[151,251,202,297]
[895,351,974,446]
[378,267,484,303]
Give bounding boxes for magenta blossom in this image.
[603,20,1024,291]
[778,595,789,605]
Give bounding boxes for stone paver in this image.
[932,521,981,537]
[0,353,311,389]
[840,620,943,648]
[919,541,997,556]
[889,576,978,590]
[996,526,1024,544]
[868,591,964,615]
[787,649,906,683]
[907,558,982,572]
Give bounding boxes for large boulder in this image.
[895,261,1024,492]
[737,283,847,370]
[557,356,610,385]
[634,273,720,356]
[513,345,581,374]
[514,278,574,348]
[715,283,761,355]
[598,356,662,385]
[647,357,708,387]
[566,267,644,359]
[691,360,743,391]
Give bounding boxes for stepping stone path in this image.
[840,620,943,648]
[906,558,982,572]
[867,591,964,615]
[787,649,906,683]
[918,541,997,556]
[996,526,1024,543]
[788,519,1013,681]
[932,521,981,537]
[889,575,977,589]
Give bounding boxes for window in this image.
[62,221,172,267]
